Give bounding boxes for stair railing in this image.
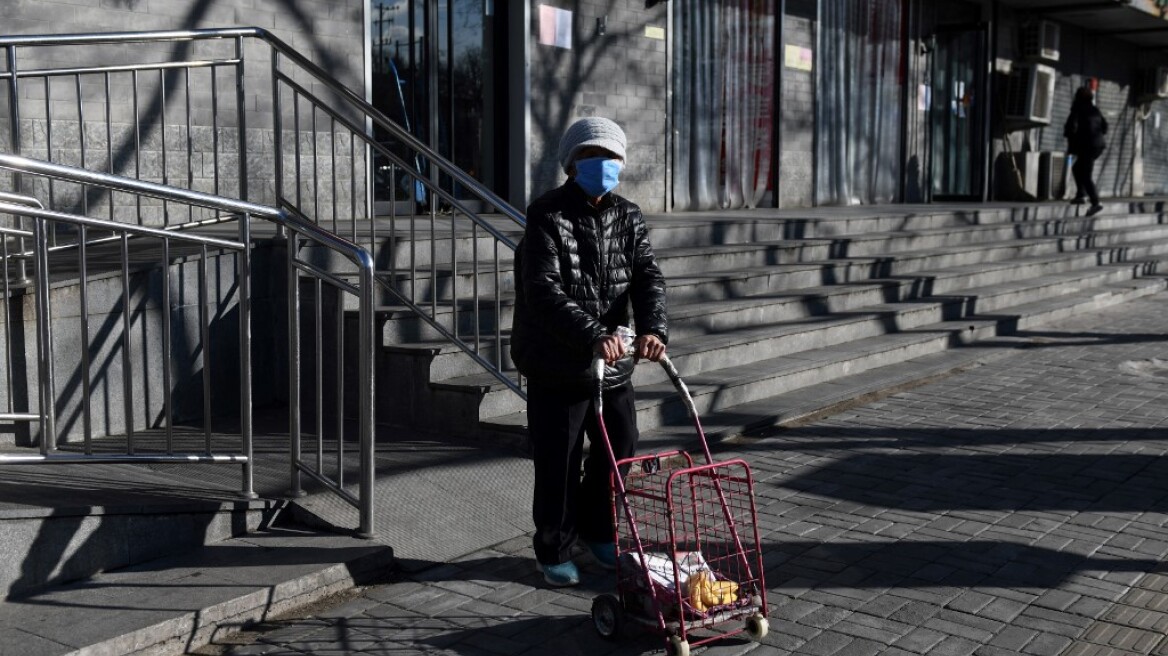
[0,154,378,537]
[0,28,528,402]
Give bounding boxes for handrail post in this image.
[270,49,285,240]
[6,45,28,283]
[235,36,249,203]
[288,229,303,497]
[357,262,375,538]
[31,216,55,453]
[239,212,256,499]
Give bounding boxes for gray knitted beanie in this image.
[557,117,627,173]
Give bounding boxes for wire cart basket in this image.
[590,355,768,656]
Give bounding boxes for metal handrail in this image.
[1,27,528,403]
[0,27,524,225]
[0,154,378,535]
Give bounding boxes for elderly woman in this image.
[511,117,668,587]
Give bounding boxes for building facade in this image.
[2,0,1167,213]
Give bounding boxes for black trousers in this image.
[529,382,639,565]
[1071,154,1099,205]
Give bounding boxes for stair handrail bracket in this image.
[0,155,377,536]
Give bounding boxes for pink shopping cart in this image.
[589,355,768,656]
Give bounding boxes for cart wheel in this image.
[591,594,623,640]
[667,635,691,656]
[746,613,769,641]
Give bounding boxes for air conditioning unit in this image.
[1003,63,1056,125]
[1137,66,1168,101]
[1020,21,1060,62]
[1038,151,1068,201]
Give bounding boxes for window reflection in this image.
[371,0,495,205]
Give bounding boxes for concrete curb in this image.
[0,527,395,656]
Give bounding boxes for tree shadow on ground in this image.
[764,539,1166,591]
[776,451,1168,512]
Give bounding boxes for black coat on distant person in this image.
[511,182,668,392]
[1064,89,1108,159]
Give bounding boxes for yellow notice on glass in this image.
[784,45,813,72]
[645,26,665,40]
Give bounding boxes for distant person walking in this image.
[1064,86,1107,217]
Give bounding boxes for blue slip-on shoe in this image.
[582,541,617,570]
[537,560,580,587]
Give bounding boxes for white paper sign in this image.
[539,5,572,49]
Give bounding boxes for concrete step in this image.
[362,215,1168,303]
[632,264,1149,388]
[653,212,1166,277]
[638,201,1165,249]
[439,262,1163,434]
[0,452,273,600]
[378,238,1168,386]
[360,203,1168,442]
[0,524,393,656]
[369,222,1168,342]
[482,275,1166,441]
[309,203,1155,271]
[664,244,1168,341]
[663,228,1168,305]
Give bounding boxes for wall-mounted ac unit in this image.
[1003,63,1056,125]
[1020,21,1060,62]
[1137,66,1168,101]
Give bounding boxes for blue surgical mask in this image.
[573,157,623,198]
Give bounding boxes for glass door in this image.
[929,24,988,201]
[371,0,505,206]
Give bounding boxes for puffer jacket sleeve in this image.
[629,208,669,343]
[521,209,608,349]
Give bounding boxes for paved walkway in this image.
[203,292,1168,656]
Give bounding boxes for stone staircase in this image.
[366,201,1168,448]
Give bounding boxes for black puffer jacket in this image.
[511,182,668,391]
[1064,100,1108,158]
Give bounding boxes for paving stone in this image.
[974,646,1026,656]
[945,591,996,615]
[1066,595,1119,621]
[796,605,853,630]
[794,630,853,655]
[986,625,1039,652]
[1079,622,1163,653]
[927,635,981,656]
[1060,644,1133,656]
[892,627,949,654]
[1021,632,1074,656]
[831,638,887,656]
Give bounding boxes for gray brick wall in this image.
[527,0,669,212]
[0,0,365,219]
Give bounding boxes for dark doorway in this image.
[370,0,507,206]
[929,23,988,201]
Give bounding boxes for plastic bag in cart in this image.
[620,551,746,617]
